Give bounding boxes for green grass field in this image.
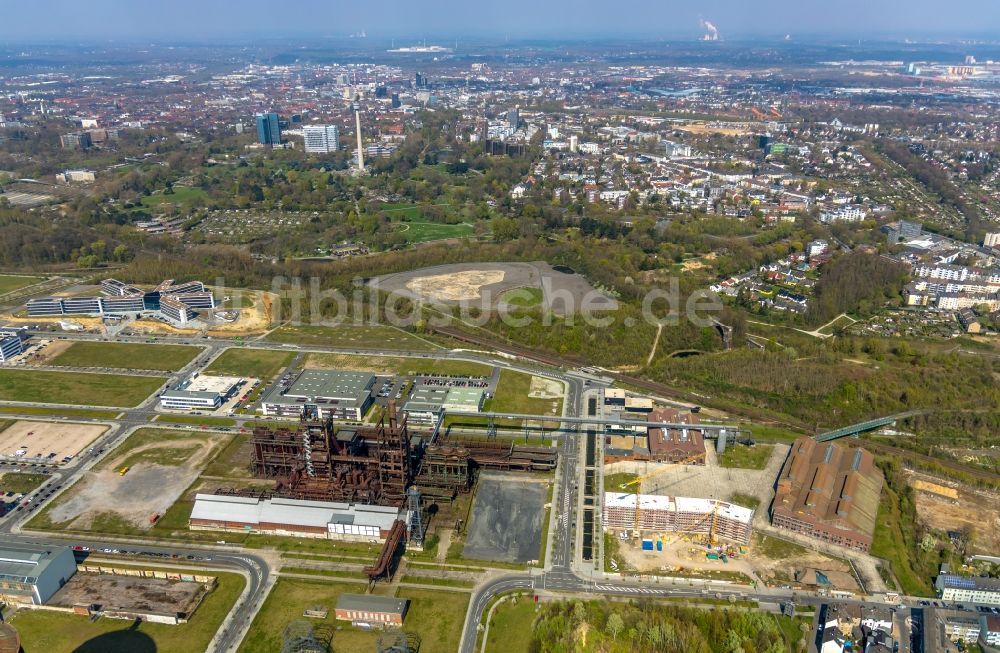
[0,369,164,407]
[304,352,491,377]
[482,594,539,653]
[718,443,774,470]
[266,324,439,351]
[138,186,208,209]
[729,492,762,509]
[0,274,44,294]
[500,287,543,307]
[9,567,244,653]
[488,369,563,417]
[204,348,294,380]
[0,472,48,494]
[153,415,237,427]
[238,578,469,653]
[398,220,476,243]
[604,472,639,492]
[48,341,201,371]
[0,406,121,420]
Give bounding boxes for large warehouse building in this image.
[261,369,375,421]
[189,493,400,542]
[771,437,883,552]
[602,493,754,544]
[0,543,77,605]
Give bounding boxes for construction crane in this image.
[657,499,721,546]
[620,452,705,537]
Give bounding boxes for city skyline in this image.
[3,0,1000,40]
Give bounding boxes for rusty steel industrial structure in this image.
[244,403,556,507]
[234,403,557,584]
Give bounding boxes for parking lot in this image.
[0,420,108,466]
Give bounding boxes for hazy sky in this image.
[3,0,1000,40]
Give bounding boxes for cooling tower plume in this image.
[700,19,720,41]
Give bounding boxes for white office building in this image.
[303,125,340,153]
[160,374,245,410]
[0,334,24,363]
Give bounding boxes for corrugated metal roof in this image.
[336,593,408,614]
[190,493,400,530]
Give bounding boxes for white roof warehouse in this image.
[189,494,400,542]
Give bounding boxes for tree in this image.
[606,612,624,640]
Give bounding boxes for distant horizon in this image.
[2,0,1000,43]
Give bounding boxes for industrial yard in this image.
[463,475,548,563]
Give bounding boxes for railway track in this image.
[432,325,808,432]
[862,439,1000,485]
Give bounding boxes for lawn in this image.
[0,472,48,494]
[0,369,165,407]
[138,186,208,209]
[153,415,237,427]
[10,567,244,653]
[748,423,805,443]
[238,578,470,653]
[500,287,543,308]
[604,472,639,492]
[48,342,201,372]
[398,221,476,244]
[753,532,810,558]
[728,492,761,509]
[488,369,563,416]
[0,274,44,295]
[305,352,491,377]
[0,406,121,420]
[266,324,438,351]
[483,594,539,653]
[204,348,294,380]
[718,443,774,470]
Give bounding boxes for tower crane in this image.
[619,452,706,537]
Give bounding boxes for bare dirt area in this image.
[528,376,562,400]
[905,470,1000,554]
[406,270,506,302]
[370,261,618,316]
[50,572,208,615]
[24,339,73,365]
[0,420,107,462]
[46,436,222,530]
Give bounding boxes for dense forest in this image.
[648,335,1000,429]
[529,599,805,653]
[806,251,909,325]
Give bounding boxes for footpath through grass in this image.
[0,369,164,407]
[48,341,201,371]
[10,566,244,653]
